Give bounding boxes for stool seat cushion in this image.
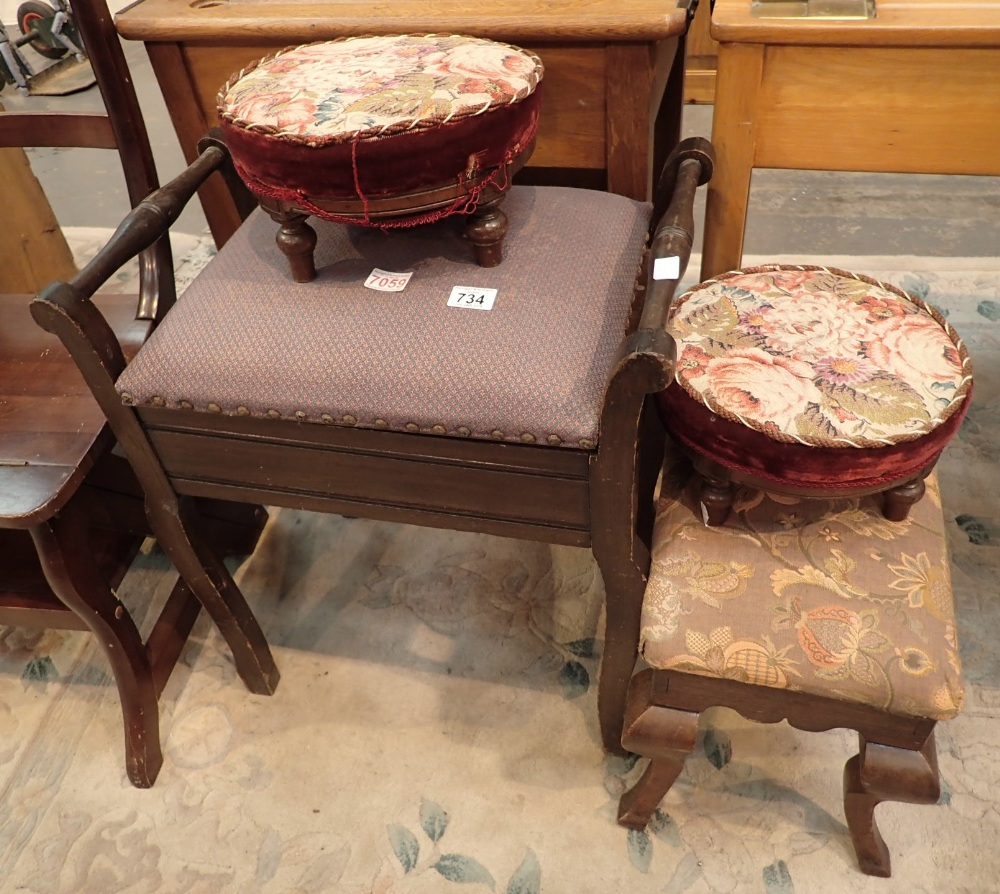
[640,464,964,720]
[218,34,543,217]
[657,265,973,490]
[115,186,649,448]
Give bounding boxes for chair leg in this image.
[700,43,761,280]
[591,386,666,753]
[29,508,163,788]
[843,731,940,877]
[881,476,926,522]
[618,669,700,829]
[145,495,280,697]
[596,560,645,755]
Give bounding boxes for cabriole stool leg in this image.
[843,731,940,877]
[617,669,700,829]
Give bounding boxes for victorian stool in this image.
[32,132,716,757]
[617,461,964,877]
[657,265,973,525]
[217,34,543,281]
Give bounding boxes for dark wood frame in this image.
[32,134,715,754]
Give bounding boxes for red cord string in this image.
[236,111,539,232]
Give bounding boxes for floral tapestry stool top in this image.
[657,264,973,525]
[217,34,544,281]
[616,463,964,877]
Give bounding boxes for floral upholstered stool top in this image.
[616,463,964,877]
[218,34,544,281]
[656,265,973,524]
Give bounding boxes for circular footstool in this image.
[217,34,544,281]
[657,265,973,523]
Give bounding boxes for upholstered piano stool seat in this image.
[617,465,964,877]
[114,185,649,447]
[218,34,544,282]
[656,265,973,525]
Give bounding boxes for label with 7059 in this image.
[364,268,413,291]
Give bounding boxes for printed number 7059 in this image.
[365,272,408,290]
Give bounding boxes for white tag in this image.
[652,256,681,281]
[364,268,413,292]
[447,286,497,311]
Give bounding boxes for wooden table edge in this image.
[711,0,1000,47]
[115,6,690,43]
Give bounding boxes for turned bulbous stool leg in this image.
[465,197,508,267]
[882,475,927,522]
[262,202,318,283]
[843,732,941,877]
[694,462,736,527]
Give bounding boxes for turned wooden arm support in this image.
[198,130,259,223]
[72,144,229,301]
[618,137,715,391]
[594,138,714,554]
[637,138,715,341]
[30,143,231,394]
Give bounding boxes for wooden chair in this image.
[617,457,963,877]
[0,0,277,788]
[31,126,715,755]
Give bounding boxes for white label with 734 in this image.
[447,286,497,311]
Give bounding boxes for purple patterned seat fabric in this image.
[116,186,649,448]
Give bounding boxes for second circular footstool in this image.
[217,34,544,281]
[656,265,973,524]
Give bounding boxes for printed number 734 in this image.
[447,286,497,310]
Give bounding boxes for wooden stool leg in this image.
[843,732,940,877]
[882,476,926,522]
[618,669,700,829]
[145,495,280,697]
[30,508,163,788]
[464,198,508,267]
[698,469,735,526]
[262,204,318,283]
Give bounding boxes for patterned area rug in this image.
[1,248,998,893]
